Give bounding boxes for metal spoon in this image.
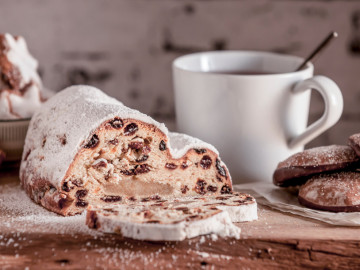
[296,31,338,71]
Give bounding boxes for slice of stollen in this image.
[86,192,257,241]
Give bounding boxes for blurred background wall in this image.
[1,0,359,147]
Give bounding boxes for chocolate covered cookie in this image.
[273,145,359,187]
[298,172,360,212]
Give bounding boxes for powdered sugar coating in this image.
[299,172,360,207]
[168,132,219,158]
[21,85,225,189]
[277,145,358,168]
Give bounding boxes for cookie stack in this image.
[273,138,360,212]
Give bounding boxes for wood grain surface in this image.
[1,166,360,270]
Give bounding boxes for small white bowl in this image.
[0,118,31,161]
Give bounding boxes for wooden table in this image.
[1,166,360,270]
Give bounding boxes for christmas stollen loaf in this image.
[86,192,257,241]
[20,86,233,216]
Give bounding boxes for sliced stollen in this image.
[86,192,257,241]
[298,172,360,212]
[20,86,232,216]
[273,145,359,187]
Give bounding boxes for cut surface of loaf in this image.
[86,192,257,241]
[20,86,232,216]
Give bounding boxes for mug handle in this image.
[288,75,343,149]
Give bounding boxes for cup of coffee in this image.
[172,51,343,184]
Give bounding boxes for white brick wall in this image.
[1,0,360,147]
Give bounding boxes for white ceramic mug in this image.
[173,51,343,184]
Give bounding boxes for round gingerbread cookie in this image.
[273,145,359,187]
[298,172,360,212]
[349,133,360,156]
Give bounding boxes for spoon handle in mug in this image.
[288,75,343,148]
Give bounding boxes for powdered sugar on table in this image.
[0,181,93,235]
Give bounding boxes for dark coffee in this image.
[210,70,276,75]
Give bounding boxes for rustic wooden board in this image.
[1,168,360,269]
